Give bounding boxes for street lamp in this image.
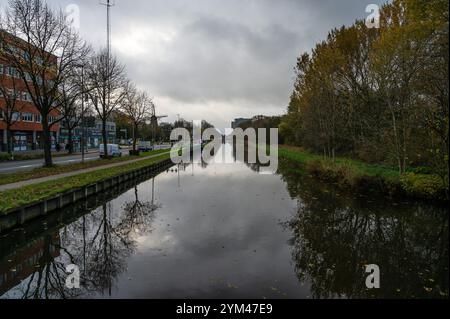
[74,64,87,163]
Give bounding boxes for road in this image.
[0,149,130,174]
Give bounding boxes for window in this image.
[0,64,3,75]
[7,67,20,78]
[25,72,32,82]
[9,90,20,100]
[0,109,4,120]
[21,113,34,122]
[35,114,42,123]
[12,112,20,121]
[23,51,31,62]
[22,92,33,102]
[35,57,44,66]
[7,67,14,77]
[48,115,59,124]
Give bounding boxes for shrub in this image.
[400,173,447,200]
[0,153,13,161]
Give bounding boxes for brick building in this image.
[0,31,60,152]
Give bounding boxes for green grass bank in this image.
[0,152,173,213]
[279,146,448,202]
[0,149,170,187]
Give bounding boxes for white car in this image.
[100,144,122,158]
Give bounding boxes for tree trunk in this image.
[6,124,12,155]
[42,118,53,167]
[102,118,109,158]
[67,127,74,154]
[133,123,138,151]
[388,101,403,174]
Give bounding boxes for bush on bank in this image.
[279,147,448,202]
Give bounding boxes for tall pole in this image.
[81,66,85,163]
[101,0,114,151]
[100,0,114,61]
[107,0,111,55]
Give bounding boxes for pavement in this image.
[0,150,172,192]
[0,149,130,174]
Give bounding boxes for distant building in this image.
[59,117,117,150]
[231,118,251,129]
[251,115,268,123]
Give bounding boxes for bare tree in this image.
[58,79,83,154]
[0,0,90,166]
[121,84,153,153]
[0,65,24,156]
[57,66,92,154]
[85,49,128,158]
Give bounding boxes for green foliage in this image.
[0,153,12,161]
[280,146,447,201]
[0,152,48,162]
[401,173,447,200]
[280,0,449,178]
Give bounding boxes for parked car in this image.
[138,141,153,152]
[153,144,172,150]
[100,144,122,158]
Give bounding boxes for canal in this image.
[0,144,448,299]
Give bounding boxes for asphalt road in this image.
[0,149,130,174]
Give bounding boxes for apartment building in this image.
[0,31,60,152]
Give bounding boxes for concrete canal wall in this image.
[0,158,174,233]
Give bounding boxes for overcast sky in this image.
[3,0,386,130]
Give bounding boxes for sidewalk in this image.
[0,151,171,192]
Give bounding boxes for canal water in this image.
[0,144,448,299]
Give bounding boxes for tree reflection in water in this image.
[3,182,160,299]
[278,159,449,299]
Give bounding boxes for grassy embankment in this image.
[0,151,174,213]
[0,151,80,162]
[0,149,170,186]
[279,146,448,201]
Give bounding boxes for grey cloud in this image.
[124,16,300,105]
[35,0,388,128]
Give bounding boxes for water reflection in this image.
[278,158,449,299]
[0,145,448,299]
[1,180,160,299]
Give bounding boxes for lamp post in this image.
[74,63,87,162]
[80,66,85,163]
